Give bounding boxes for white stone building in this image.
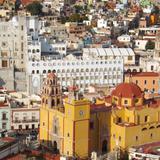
[117,35,131,43]
[138,26,160,40]
[134,39,148,50]
[40,37,67,56]
[83,48,135,65]
[0,13,27,70]
[26,54,124,94]
[9,93,40,130]
[0,12,41,70]
[154,31,160,61]
[11,106,39,130]
[97,19,108,28]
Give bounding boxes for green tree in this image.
[26,1,43,15]
[145,40,155,50]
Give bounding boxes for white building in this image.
[134,39,148,50]
[140,58,160,72]
[138,26,160,40]
[0,13,27,70]
[97,19,108,28]
[11,106,39,130]
[117,35,131,43]
[83,48,135,65]
[40,37,67,56]
[0,12,41,70]
[10,93,40,130]
[154,31,160,61]
[26,54,124,94]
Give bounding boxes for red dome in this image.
[112,83,142,98]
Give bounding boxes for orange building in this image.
[125,72,160,95]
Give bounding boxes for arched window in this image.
[48,70,51,73]
[32,49,35,53]
[133,69,137,73]
[46,99,48,104]
[102,140,108,154]
[142,127,147,131]
[52,99,55,106]
[149,126,155,129]
[43,70,46,74]
[56,88,58,94]
[99,68,103,72]
[127,69,131,73]
[32,70,35,74]
[117,67,121,71]
[57,98,60,105]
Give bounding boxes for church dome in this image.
[112,83,142,98]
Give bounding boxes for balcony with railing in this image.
[13,119,39,123]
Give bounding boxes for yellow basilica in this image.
[40,72,160,159]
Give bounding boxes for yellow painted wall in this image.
[40,107,49,142]
[111,124,126,150]
[64,99,90,121]
[64,119,73,156]
[110,106,160,151]
[75,120,89,158]
[64,98,90,158]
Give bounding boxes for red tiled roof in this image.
[91,103,111,112]
[0,0,4,5]
[0,102,8,107]
[21,0,40,6]
[134,141,160,155]
[1,137,16,143]
[127,72,159,77]
[111,83,142,98]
